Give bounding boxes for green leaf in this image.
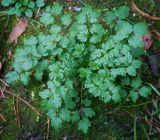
[139,86,151,98]
[129,90,139,103]
[40,13,54,25]
[78,118,91,133]
[24,36,38,46]
[20,72,30,85]
[71,111,80,122]
[2,0,13,6]
[61,13,72,25]
[121,77,130,86]
[76,13,86,24]
[89,11,100,23]
[51,117,62,129]
[82,98,92,107]
[131,77,142,89]
[83,108,95,118]
[133,22,148,36]
[39,89,50,99]
[34,71,43,81]
[112,92,121,103]
[82,5,92,15]
[59,108,71,121]
[105,11,115,24]
[128,35,144,48]
[8,8,16,15]
[116,6,130,19]
[35,0,45,7]
[25,9,33,17]
[126,66,136,76]
[51,3,62,15]
[6,71,19,84]
[27,1,35,8]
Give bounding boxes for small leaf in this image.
[6,71,19,84]
[112,92,121,103]
[133,22,148,37]
[105,11,115,24]
[20,72,30,85]
[78,118,91,133]
[51,3,62,15]
[129,90,139,103]
[139,86,151,98]
[40,13,54,25]
[35,0,45,7]
[28,1,35,8]
[116,6,130,19]
[59,108,71,121]
[83,108,95,118]
[24,36,37,46]
[61,13,72,25]
[71,111,80,122]
[39,89,50,99]
[131,77,142,89]
[25,9,33,17]
[82,98,92,107]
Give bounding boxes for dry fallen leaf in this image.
[7,17,28,44]
[143,32,154,50]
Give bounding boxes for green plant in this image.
[6,3,152,133]
[1,0,45,17]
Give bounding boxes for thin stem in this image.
[147,83,160,96]
[5,89,41,116]
[121,98,160,108]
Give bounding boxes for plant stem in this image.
[5,89,41,116]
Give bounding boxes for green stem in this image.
[121,98,160,108]
[146,83,160,96]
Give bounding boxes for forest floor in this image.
[1,0,160,140]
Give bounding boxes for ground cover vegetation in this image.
[1,0,160,139]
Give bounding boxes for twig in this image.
[13,96,21,127]
[0,113,6,122]
[46,118,50,139]
[132,0,160,21]
[0,79,9,87]
[5,89,41,116]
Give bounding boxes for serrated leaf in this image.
[24,36,38,46]
[78,118,91,133]
[116,6,130,19]
[20,72,30,85]
[51,3,62,15]
[59,108,71,121]
[40,13,54,25]
[25,9,33,17]
[121,76,130,86]
[126,66,136,76]
[105,11,115,24]
[133,22,148,36]
[61,13,72,25]
[39,89,50,99]
[129,90,138,103]
[82,98,92,106]
[34,71,43,81]
[83,108,95,118]
[6,71,19,84]
[28,1,35,8]
[131,77,142,89]
[112,92,121,102]
[139,86,151,98]
[71,111,80,122]
[35,0,45,7]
